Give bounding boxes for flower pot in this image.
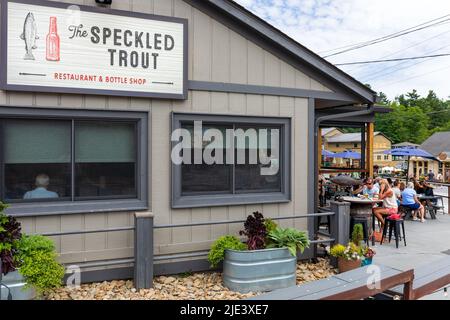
[361,257,373,266]
[337,258,361,273]
[0,270,36,300]
[223,248,297,293]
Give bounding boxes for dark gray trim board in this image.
[308,98,317,258]
[0,106,149,217]
[0,0,189,100]
[188,80,358,102]
[171,112,291,209]
[184,0,377,104]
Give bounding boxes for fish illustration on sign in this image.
[20,12,39,60]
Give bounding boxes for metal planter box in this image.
[0,271,36,300]
[223,248,297,293]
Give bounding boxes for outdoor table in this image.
[250,264,415,300]
[341,196,383,245]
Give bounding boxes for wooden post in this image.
[134,211,154,290]
[403,280,414,300]
[366,123,374,177]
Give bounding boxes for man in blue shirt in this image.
[23,174,59,199]
[353,178,379,198]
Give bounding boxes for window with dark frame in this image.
[1,118,137,203]
[0,108,148,216]
[172,114,290,208]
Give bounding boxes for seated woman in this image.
[392,180,402,206]
[401,182,426,222]
[373,179,398,230]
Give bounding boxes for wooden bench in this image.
[387,256,450,300]
[248,265,414,300]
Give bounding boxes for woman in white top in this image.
[373,179,399,230]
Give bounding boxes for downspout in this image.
[314,103,375,211]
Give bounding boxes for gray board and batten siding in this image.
[0,0,375,280]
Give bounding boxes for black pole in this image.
[406,156,410,182]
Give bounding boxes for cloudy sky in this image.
[234,0,450,100]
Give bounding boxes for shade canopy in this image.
[383,147,435,159]
[322,150,335,157]
[333,150,361,159]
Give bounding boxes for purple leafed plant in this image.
[0,203,22,275]
[239,211,267,250]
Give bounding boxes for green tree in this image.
[375,102,429,144]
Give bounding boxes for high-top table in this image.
[341,196,383,245]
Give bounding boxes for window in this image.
[172,113,290,208]
[384,155,389,160]
[335,143,340,147]
[0,107,148,216]
[75,121,137,199]
[353,143,358,148]
[377,155,382,161]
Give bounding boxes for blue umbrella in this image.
[333,150,361,159]
[322,150,335,157]
[383,147,435,159]
[383,147,437,179]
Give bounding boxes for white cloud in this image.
[234,0,450,100]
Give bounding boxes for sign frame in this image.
[0,0,188,99]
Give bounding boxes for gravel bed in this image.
[44,258,336,300]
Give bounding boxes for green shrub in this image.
[263,219,278,234]
[266,227,310,257]
[15,235,65,295]
[330,244,346,258]
[351,224,364,245]
[208,235,246,268]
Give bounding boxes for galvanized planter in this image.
[223,248,297,293]
[0,271,36,300]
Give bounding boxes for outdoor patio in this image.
[372,188,450,300]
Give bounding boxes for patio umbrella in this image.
[383,147,437,179]
[322,150,335,157]
[333,150,361,159]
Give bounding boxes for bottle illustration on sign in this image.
[20,12,39,60]
[46,16,60,61]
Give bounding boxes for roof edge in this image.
[203,0,377,103]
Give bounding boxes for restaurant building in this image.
[0,0,381,282]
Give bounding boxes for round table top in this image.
[341,196,383,204]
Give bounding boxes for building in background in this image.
[324,131,393,169]
[410,132,450,181]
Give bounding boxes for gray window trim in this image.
[0,106,149,217]
[171,112,291,209]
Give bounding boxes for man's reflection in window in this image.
[23,174,59,199]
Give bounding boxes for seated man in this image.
[401,182,425,222]
[353,178,379,198]
[23,174,59,199]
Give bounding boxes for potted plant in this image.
[208,212,310,293]
[330,242,363,273]
[361,247,376,266]
[0,202,65,300]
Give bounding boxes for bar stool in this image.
[381,217,406,248]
